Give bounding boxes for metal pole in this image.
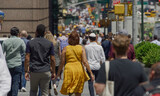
[132,0,138,45]
[116,15,119,32]
[123,0,128,30]
[104,26,106,35]
[108,0,112,33]
[141,0,144,41]
[96,0,100,20]
[155,1,158,21]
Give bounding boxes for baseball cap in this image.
[116,29,128,36]
[89,33,96,37]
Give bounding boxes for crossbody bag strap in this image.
[70,47,81,63]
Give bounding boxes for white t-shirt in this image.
[151,40,160,46]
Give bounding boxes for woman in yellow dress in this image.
[57,31,94,96]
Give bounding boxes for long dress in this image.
[60,45,90,95]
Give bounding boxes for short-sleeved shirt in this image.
[85,42,105,70]
[26,37,54,72]
[21,37,29,62]
[2,36,26,68]
[96,59,147,96]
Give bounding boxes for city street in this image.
[18,79,90,96]
[1,0,160,96]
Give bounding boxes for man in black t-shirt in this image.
[94,34,147,96]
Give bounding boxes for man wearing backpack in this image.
[58,31,68,55]
[134,62,160,96]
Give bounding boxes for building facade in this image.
[0,0,49,37]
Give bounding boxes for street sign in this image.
[114,4,125,15]
[137,1,148,5]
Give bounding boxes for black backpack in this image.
[143,83,160,96]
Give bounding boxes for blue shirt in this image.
[21,37,29,62]
[81,27,86,34]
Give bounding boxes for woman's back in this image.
[65,45,82,63]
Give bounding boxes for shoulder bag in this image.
[100,61,114,96]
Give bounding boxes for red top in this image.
[109,44,135,60]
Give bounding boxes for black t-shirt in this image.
[133,78,160,96]
[96,59,147,96]
[26,37,54,72]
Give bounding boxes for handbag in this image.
[100,61,114,96]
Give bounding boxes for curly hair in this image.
[68,31,79,45]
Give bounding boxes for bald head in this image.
[20,30,28,38]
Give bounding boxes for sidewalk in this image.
[18,80,90,96]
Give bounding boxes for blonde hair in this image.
[44,31,56,46]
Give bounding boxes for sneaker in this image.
[21,87,27,92]
[53,84,58,95]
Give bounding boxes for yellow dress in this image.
[60,45,90,95]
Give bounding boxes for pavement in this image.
[18,79,90,96]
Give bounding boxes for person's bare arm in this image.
[24,53,30,80]
[82,47,94,81]
[94,83,106,95]
[57,47,66,77]
[109,57,114,61]
[58,42,61,57]
[139,81,148,86]
[59,46,61,57]
[50,55,56,79]
[132,59,136,62]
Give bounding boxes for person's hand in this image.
[51,73,56,80]
[55,73,61,79]
[25,72,30,81]
[91,73,95,81]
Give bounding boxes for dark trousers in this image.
[22,62,26,88]
[87,70,99,96]
[8,65,22,96]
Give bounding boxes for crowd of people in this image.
[1,23,160,96]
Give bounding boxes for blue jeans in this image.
[19,62,26,89]
[21,61,26,88]
[8,65,22,96]
[38,87,41,96]
[87,70,99,96]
